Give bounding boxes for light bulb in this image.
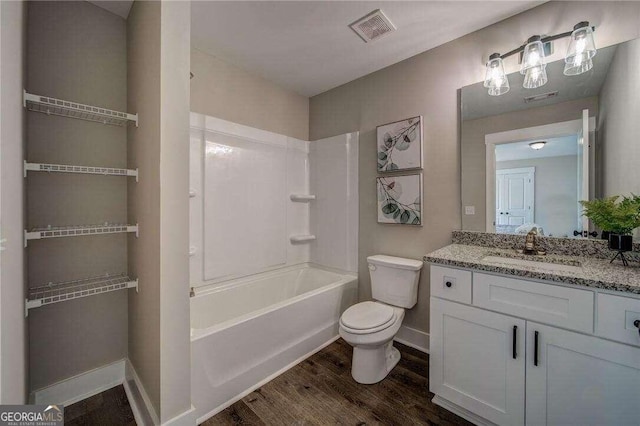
[564,21,596,76]
[523,65,548,89]
[521,35,546,75]
[484,53,510,96]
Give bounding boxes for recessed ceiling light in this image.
[529,141,547,150]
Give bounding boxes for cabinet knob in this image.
[445,281,452,288]
[634,320,640,337]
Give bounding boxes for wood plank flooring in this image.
[64,384,136,426]
[203,339,471,426]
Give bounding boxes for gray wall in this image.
[598,38,640,199]
[497,156,578,238]
[0,0,27,403]
[26,1,128,392]
[190,47,309,140]
[462,97,597,232]
[128,1,192,422]
[127,0,162,417]
[309,1,640,334]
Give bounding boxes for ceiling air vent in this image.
[349,9,396,43]
[524,91,559,103]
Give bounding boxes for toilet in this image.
[339,255,423,384]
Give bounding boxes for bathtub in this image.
[190,264,358,423]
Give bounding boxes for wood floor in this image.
[203,339,471,426]
[64,384,136,425]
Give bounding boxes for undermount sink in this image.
[481,254,583,274]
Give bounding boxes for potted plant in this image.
[580,195,640,264]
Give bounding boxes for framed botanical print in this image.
[377,173,422,225]
[376,116,423,172]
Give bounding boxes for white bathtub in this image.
[190,264,358,423]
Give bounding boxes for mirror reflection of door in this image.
[492,125,586,237]
[496,168,534,233]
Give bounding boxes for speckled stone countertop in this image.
[424,243,640,295]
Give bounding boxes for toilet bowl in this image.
[339,301,405,384]
[339,255,423,384]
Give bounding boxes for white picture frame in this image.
[376,116,423,172]
[377,173,423,225]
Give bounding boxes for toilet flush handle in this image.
[368,264,377,271]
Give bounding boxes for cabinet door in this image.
[430,297,525,425]
[526,322,640,426]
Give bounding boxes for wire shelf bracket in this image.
[24,161,138,181]
[23,90,138,127]
[24,223,138,247]
[25,274,138,316]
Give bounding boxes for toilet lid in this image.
[341,301,395,330]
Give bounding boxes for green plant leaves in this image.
[580,194,640,235]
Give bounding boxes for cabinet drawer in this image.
[596,293,640,347]
[473,273,594,333]
[430,265,472,304]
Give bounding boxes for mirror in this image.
[461,37,640,238]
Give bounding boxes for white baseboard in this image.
[124,359,160,425]
[395,325,430,353]
[432,395,495,426]
[32,359,126,407]
[197,335,340,424]
[162,405,197,426]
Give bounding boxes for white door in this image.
[430,298,526,425]
[526,322,640,426]
[496,167,534,227]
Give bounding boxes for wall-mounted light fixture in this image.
[529,141,547,150]
[484,22,596,96]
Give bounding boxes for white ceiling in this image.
[191,1,543,97]
[496,135,578,162]
[87,0,133,19]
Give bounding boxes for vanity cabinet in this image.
[430,298,525,425]
[430,265,640,426]
[526,322,640,426]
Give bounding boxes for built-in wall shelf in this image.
[23,90,138,127]
[25,273,138,316]
[24,161,139,181]
[290,194,316,202]
[290,234,316,243]
[24,223,138,247]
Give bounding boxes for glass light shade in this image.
[484,55,510,96]
[529,141,546,150]
[521,36,546,74]
[564,23,596,76]
[564,57,593,76]
[523,65,548,89]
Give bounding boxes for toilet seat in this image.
[340,301,397,335]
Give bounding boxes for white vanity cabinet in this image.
[526,322,640,426]
[429,265,640,426]
[430,298,525,425]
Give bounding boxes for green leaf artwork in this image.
[377,174,422,225]
[376,117,423,172]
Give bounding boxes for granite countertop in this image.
[424,243,640,295]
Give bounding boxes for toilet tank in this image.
[367,255,423,308]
